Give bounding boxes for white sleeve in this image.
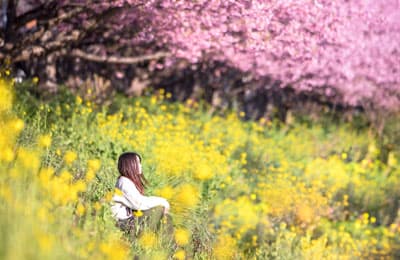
[118,177,170,211]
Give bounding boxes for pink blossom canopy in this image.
[15,0,400,110]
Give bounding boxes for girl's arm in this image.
[118,177,170,211]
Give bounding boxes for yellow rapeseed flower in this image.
[175,184,199,209]
[100,238,130,260]
[87,159,101,172]
[37,233,54,253]
[76,96,83,105]
[133,210,143,217]
[296,204,314,224]
[17,148,40,171]
[104,191,114,202]
[64,151,77,165]
[139,232,157,249]
[174,228,190,246]
[280,222,287,229]
[155,186,174,200]
[0,79,13,113]
[73,180,87,193]
[0,147,14,162]
[173,249,186,260]
[59,170,73,183]
[37,134,52,148]
[85,169,95,182]
[32,76,39,84]
[387,152,398,167]
[37,207,49,222]
[93,202,102,211]
[0,186,12,204]
[114,188,123,196]
[213,234,236,260]
[39,167,55,186]
[193,164,213,180]
[10,118,24,133]
[76,203,86,216]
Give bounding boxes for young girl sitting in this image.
[111,152,171,237]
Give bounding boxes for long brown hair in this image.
[118,152,148,194]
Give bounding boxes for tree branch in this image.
[14,2,53,29]
[70,49,171,64]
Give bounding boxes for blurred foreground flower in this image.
[37,134,52,148]
[0,79,13,112]
[155,186,174,200]
[64,151,77,165]
[139,232,158,249]
[174,184,199,211]
[213,234,236,260]
[173,249,186,260]
[174,228,190,246]
[87,159,101,172]
[76,202,86,216]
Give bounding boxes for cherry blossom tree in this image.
[146,0,400,111]
[1,0,399,111]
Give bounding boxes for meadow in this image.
[1,77,400,259]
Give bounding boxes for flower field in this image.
[1,78,400,259]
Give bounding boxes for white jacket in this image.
[111,176,170,220]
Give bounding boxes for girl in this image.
[111,152,171,237]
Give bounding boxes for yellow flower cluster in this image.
[0,79,109,259]
[93,89,399,258]
[39,168,86,206]
[214,196,262,235]
[172,184,200,214]
[0,78,13,113]
[64,150,78,165]
[174,228,190,246]
[2,78,399,259]
[213,234,237,260]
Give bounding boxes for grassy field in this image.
[1,77,400,259]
